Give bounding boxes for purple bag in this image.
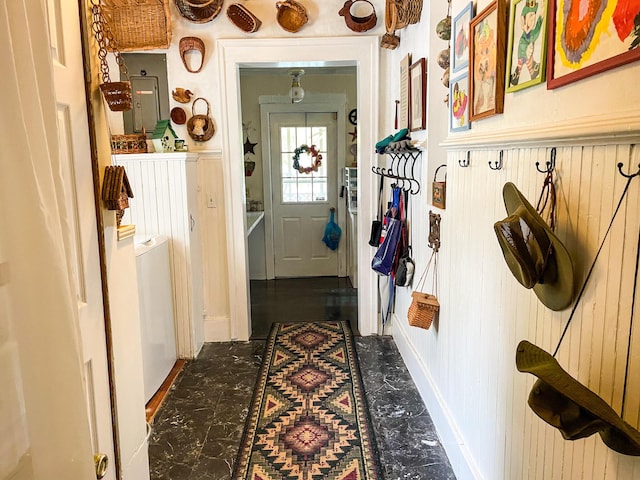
[371,215,402,276]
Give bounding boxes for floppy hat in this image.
[516,340,640,456]
[494,182,575,311]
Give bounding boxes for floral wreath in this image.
[292,144,323,174]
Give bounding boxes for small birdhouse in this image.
[102,165,134,227]
[152,120,178,153]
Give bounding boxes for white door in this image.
[48,0,116,477]
[270,112,339,278]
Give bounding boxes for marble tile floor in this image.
[148,336,457,480]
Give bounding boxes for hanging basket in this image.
[407,292,439,329]
[276,0,309,33]
[175,0,224,23]
[102,0,172,51]
[99,81,133,112]
[187,97,216,142]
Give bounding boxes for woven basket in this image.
[276,0,308,33]
[227,3,262,33]
[102,0,171,51]
[99,81,133,112]
[111,133,148,154]
[407,292,439,329]
[385,0,422,31]
[179,36,205,73]
[175,0,224,23]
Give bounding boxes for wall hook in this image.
[617,162,640,179]
[488,150,503,170]
[458,151,470,167]
[536,147,556,174]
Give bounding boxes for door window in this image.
[280,126,328,203]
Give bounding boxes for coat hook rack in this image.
[536,147,556,174]
[372,149,422,194]
[617,162,640,179]
[489,150,503,170]
[459,151,470,167]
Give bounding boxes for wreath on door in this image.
[292,144,323,174]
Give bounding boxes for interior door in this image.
[48,0,116,477]
[270,112,339,278]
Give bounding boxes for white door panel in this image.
[50,0,116,476]
[271,112,339,277]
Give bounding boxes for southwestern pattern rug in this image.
[232,321,382,480]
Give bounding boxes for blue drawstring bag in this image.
[322,209,342,250]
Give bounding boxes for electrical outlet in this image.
[207,196,216,208]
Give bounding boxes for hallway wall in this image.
[380,0,640,478]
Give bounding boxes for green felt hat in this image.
[494,182,575,311]
[516,340,640,456]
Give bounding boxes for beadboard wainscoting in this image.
[391,143,640,480]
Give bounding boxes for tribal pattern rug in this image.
[232,321,382,480]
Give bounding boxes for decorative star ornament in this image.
[244,137,258,155]
[349,127,357,141]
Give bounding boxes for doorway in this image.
[219,37,380,340]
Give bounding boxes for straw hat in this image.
[494,182,575,311]
[174,0,223,23]
[516,340,640,456]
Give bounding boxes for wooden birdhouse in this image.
[102,165,134,227]
[152,119,178,153]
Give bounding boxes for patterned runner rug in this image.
[232,321,382,480]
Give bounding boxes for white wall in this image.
[382,0,640,479]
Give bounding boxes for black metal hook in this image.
[459,151,470,167]
[489,150,503,170]
[617,162,640,179]
[536,147,556,174]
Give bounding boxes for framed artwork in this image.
[410,58,427,131]
[469,0,506,121]
[449,72,471,131]
[452,2,474,73]
[400,53,412,129]
[547,0,640,88]
[506,0,548,92]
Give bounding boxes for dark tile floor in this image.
[148,278,456,480]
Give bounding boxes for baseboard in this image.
[203,316,231,342]
[391,315,484,480]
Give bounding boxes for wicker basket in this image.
[385,0,422,32]
[99,81,133,112]
[102,0,171,51]
[276,0,308,33]
[111,133,148,154]
[407,292,439,329]
[227,3,262,33]
[175,0,224,23]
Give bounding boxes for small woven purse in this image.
[407,249,439,329]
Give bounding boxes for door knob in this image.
[94,453,108,479]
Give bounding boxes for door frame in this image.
[260,97,348,280]
[217,37,380,340]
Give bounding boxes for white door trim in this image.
[217,36,380,340]
[259,97,347,280]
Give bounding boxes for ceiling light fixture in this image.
[289,69,305,103]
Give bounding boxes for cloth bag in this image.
[369,176,385,247]
[372,187,403,275]
[322,209,342,250]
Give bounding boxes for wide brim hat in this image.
[516,340,640,456]
[175,0,223,23]
[494,182,575,311]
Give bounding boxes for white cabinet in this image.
[114,153,204,358]
[343,167,358,212]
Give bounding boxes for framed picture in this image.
[452,2,474,73]
[506,0,548,92]
[546,0,640,88]
[410,58,427,131]
[400,53,412,129]
[469,0,506,121]
[449,72,471,131]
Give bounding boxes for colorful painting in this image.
[449,72,471,131]
[452,2,474,73]
[506,0,549,92]
[547,0,640,88]
[469,0,506,121]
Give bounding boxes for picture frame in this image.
[506,0,548,92]
[449,72,471,132]
[400,53,412,130]
[452,2,474,73]
[410,58,427,131]
[546,0,640,89]
[469,0,506,121]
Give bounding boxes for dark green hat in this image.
[494,182,575,311]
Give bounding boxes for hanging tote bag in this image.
[407,249,440,329]
[371,214,402,275]
[369,175,385,247]
[322,208,342,250]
